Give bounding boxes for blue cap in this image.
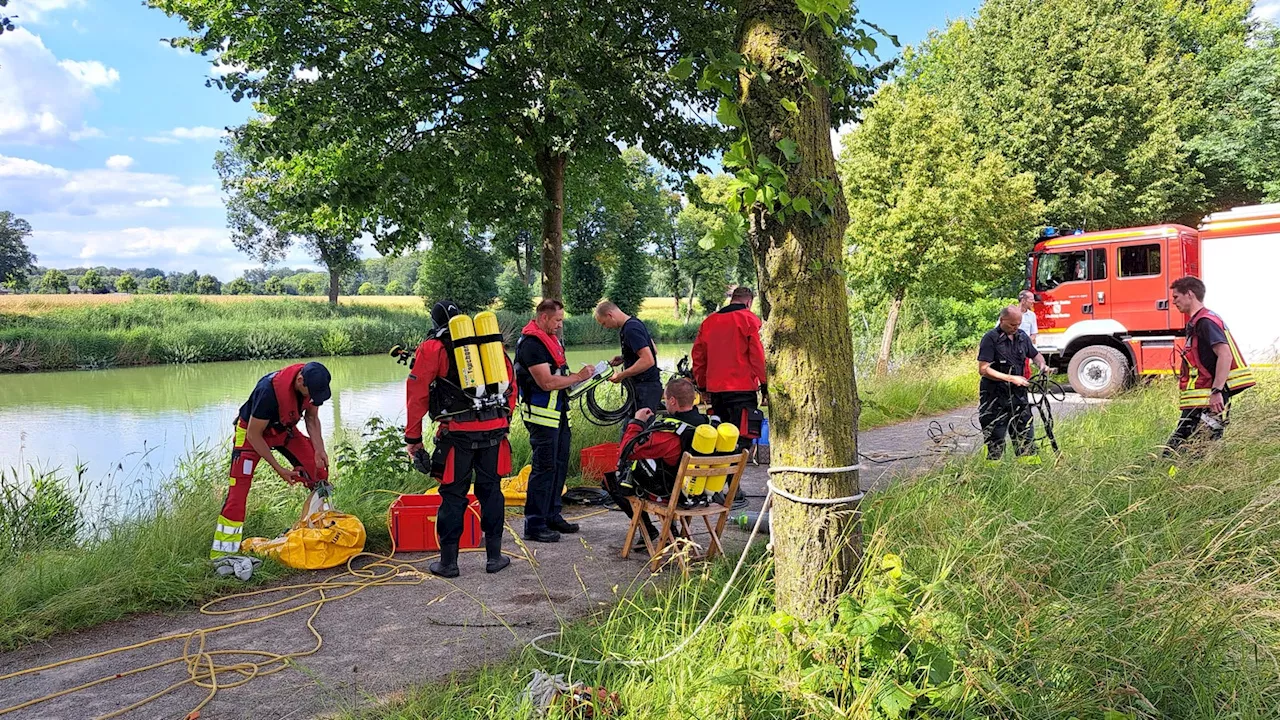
[301,362,332,406]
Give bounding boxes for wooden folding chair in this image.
[620,450,749,572]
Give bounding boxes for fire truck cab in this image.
[1028,204,1280,397]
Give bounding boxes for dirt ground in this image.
[0,398,1095,720]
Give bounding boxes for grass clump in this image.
[351,374,1280,719]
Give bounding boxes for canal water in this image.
[0,344,692,503]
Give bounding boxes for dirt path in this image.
[0,397,1097,720]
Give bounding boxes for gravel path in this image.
[0,396,1099,720]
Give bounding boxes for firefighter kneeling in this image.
[603,378,738,549]
[404,300,518,578]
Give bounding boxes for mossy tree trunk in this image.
[535,148,568,303]
[738,0,862,622]
[876,286,905,376]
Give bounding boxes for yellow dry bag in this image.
[241,510,366,570]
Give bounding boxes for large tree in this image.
[839,80,1042,374]
[152,0,735,302]
[215,137,362,304]
[704,0,888,620]
[0,211,36,287]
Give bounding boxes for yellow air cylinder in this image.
[473,311,509,386]
[687,424,718,495]
[705,423,740,493]
[448,314,483,390]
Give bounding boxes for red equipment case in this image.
[388,492,483,552]
[579,442,620,479]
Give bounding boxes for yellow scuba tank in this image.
[687,424,718,495]
[472,311,509,386]
[448,315,483,390]
[704,423,740,493]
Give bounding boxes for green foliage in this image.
[38,269,69,294]
[383,279,406,296]
[195,274,221,295]
[114,273,138,294]
[225,277,253,295]
[264,276,285,295]
[296,276,319,295]
[839,80,1042,304]
[0,211,36,285]
[0,466,85,562]
[497,271,534,315]
[564,237,606,315]
[147,275,170,294]
[357,282,380,296]
[415,234,500,313]
[77,269,105,294]
[677,175,738,314]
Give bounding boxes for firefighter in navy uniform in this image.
[977,305,1048,461]
[213,362,333,559]
[603,378,710,547]
[1165,276,1256,454]
[691,285,767,451]
[404,300,518,577]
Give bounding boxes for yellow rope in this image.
[0,531,527,720]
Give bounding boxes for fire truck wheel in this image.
[1067,345,1129,399]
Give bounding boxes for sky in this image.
[3,0,1275,282]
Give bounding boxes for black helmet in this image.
[430,299,461,329]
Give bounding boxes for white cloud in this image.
[136,198,172,208]
[0,153,222,217]
[105,155,133,171]
[1255,1,1280,22]
[294,67,321,82]
[210,60,249,78]
[57,59,120,88]
[0,28,118,144]
[69,125,105,141]
[144,126,228,144]
[9,0,87,24]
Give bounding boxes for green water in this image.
[0,344,692,501]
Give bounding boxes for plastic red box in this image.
[388,493,483,552]
[579,442,620,479]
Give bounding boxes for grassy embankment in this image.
[0,352,978,652]
[0,296,704,372]
[348,374,1279,720]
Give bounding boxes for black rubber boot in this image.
[485,534,510,574]
[430,544,460,578]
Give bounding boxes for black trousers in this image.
[438,442,505,547]
[631,379,665,414]
[708,391,759,451]
[1164,399,1231,453]
[525,419,571,533]
[978,386,1034,460]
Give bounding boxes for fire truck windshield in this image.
[1034,250,1088,291]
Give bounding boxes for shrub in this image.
[497,271,534,314]
[415,235,500,312]
[225,278,253,295]
[357,282,381,296]
[564,242,605,315]
[384,279,406,295]
[115,273,138,293]
[147,276,170,294]
[321,327,356,356]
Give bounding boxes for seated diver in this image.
[603,377,709,548]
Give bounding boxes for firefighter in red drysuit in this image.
[691,285,767,451]
[1166,276,1256,454]
[212,362,332,559]
[404,300,518,577]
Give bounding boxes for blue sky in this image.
[3,0,1274,281]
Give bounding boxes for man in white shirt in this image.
[1018,290,1038,346]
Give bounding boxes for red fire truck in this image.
[1028,203,1280,397]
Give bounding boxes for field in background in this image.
[0,294,427,314]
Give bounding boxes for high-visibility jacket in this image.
[515,320,571,429]
[692,303,767,394]
[1178,307,1255,409]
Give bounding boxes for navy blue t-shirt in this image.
[977,327,1037,393]
[1191,316,1229,377]
[620,317,660,384]
[515,335,569,411]
[238,372,293,429]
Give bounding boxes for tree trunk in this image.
[327,268,340,305]
[876,288,905,376]
[685,277,698,323]
[739,0,861,622]
[535,148,568,302]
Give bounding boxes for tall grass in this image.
[857,354,977,429]
[351,374,1280,719]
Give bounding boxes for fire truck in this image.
[1028,203,1280,397]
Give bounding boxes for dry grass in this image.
[0,295,688,315]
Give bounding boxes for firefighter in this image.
[977,305,1048,461]
[212,362,332,559]
[593,301,664,414]
[516,299,596,543]
[1164,276,1256,454]
[404,300,518,577]
[691,285,767,451]
[603,378,708,548]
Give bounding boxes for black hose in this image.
[581,380,635,426]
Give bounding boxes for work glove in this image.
[213,555,262,581]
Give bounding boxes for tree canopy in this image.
[0,211,36,286]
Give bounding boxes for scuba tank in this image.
[473,311,509,387]
[687,424,719,496]
[448,314,484,390]
[704,423,740,494]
